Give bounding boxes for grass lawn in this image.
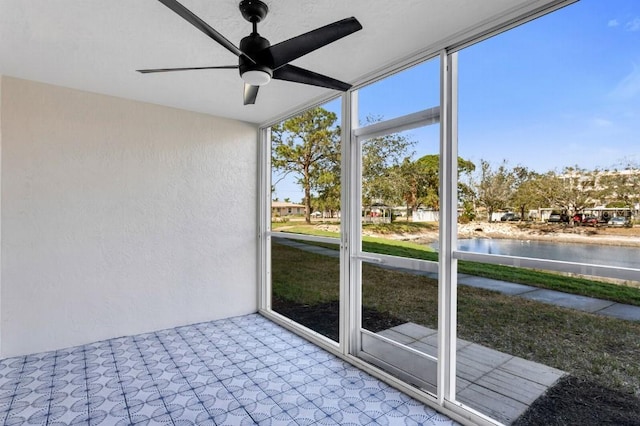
[272,222,640,306]
[271,241,640,399]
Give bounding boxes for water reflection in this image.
[455,239,640,270]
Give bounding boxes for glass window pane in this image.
[360,260,439,393]
[356,59,439,124]
[360,126,442,256]
[269,98,342,342]
[456,0,640,422]
[270,238,340,341]
[271,98,342,231]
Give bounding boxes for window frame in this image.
[258,2,592,425]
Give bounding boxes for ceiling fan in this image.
[137,0,362,105]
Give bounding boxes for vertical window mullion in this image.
[347,90,363,357]
[340,90,352,355]
[437,50,459,404]
[258,127,272,312]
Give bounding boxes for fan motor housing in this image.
[239,33,272,78]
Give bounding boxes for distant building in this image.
[271,201,305,217]
[557,168,640,217]
[560,169,639,199]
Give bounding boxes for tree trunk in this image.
[304,188,311,224]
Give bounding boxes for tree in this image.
[475,160,515,221]
[555,166,599,214]
[271,107,340,223]
[391,158,420,221]
[314,170,341,217]
[519,167,599,220]
[391,156,437,217]
[395,155,476,218]
[360,117,415,210]
[510,166,539,220]
[532,171,564,210]
[312,147,341,218]
[456,157,477,205]
[412,155,441,210]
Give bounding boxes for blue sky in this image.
[458,0,640,173]
[273,0,640,202]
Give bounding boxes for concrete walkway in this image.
[376,322,565,425]
[274,237,640,322]
[458,275,640,322]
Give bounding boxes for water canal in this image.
[454,239,640,270]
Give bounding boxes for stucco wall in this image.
[0,77,2,357]
[0,77,258,357]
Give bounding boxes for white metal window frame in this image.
[258,2,600,425]
[260,51,496,425]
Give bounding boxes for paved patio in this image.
[377,323,566,425]
[0,314,459,426]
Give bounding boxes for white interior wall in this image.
[0,77,258,358]
[0,76,2,357]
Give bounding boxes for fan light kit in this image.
[242,70,271,86]
[137,0,362,105]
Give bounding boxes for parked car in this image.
[547,211,569,223]
[608,216,632,227]
[581,215,599,227]
[500,213,520,221]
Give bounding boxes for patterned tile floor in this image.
[0,314,458,425]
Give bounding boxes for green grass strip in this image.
[273,223,640,306]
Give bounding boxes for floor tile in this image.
[0,314,458,426]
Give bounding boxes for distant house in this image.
[272,201,306,217]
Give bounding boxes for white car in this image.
[608,216,632,227]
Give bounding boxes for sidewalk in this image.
[457,275,640,322]
[274,237,640,322]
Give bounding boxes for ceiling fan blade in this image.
[256,17,362,69]
[273,64,351,91]
[244,84,259,105]
[157,0,253,63]
[137,65,238,74]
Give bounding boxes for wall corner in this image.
[0,74,4,357]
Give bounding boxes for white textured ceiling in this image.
[0,0,568,124]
